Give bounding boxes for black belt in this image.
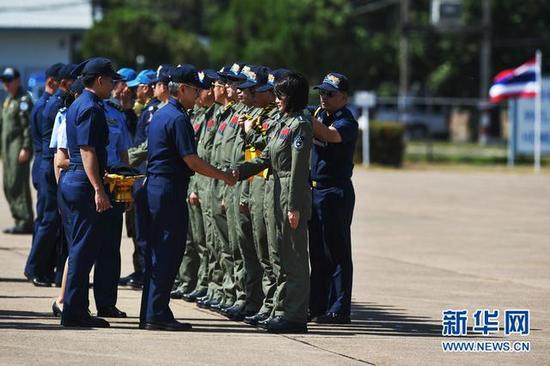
[311,179,350,189]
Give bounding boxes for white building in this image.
[0,0,94,96]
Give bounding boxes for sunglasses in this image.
[319,90,336,98]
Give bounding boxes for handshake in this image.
[221,168,240,186]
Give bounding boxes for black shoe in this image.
[52,301,62,317]
[257,317,271,329]
[119,272,143,287]
[32,276,53,287]
[244,312,270,326]
[224,304,245,320]
[195,297,211,309]
[266,316,308,334]
[170,288,185,299]
[140,320,192,331]
[312,312,351,324]
[3,225,33,235]
[97,306,127,318]
[182,289,207,303]
[61,316,110,328]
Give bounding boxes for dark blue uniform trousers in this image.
[309,181,355,317]
[93,200,124,309]
[61,168,103,322]
[132,179,148,273]
[25,159,62,282]
[140,174,188,324]
[30,154,43,274]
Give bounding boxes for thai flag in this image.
[489,58,539,103]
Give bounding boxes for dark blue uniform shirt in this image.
[31,91,51,157]
[146,98,196,178]
[311,106,358,183]
[66,89,109,175]
[135,98,161,147]
[41,89,65,160]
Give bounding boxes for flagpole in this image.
[534,50,542,173]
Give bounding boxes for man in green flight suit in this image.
[0,67,33,234]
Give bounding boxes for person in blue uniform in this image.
[309,72,358,324]
[128,69,159,147]
[26,64,76,288]
[89,91,133,319]
[60,57,121,328]
[139,64,236,331]
[25,62,63,285]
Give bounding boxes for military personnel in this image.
[309,73,358,324]
[139,64,235,331]
[60,57,120,328]
[172,70,219,301]
[26,64,76,288]
[196,63,245,314]
[241,68,289,326]
[237,72,312,333]
[127,69,159,146]
[0,67,34,234]
[25,62,62,283]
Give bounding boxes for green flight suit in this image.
[0,87,33,229]
[230,105,263,312]
[209,102,239,305]
[238,111,312,324]
[244,104,281,314]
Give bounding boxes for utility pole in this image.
[398,0,409,123]
[478,0,491,144]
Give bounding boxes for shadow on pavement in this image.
[0,277,31,283]
[0,310,65,331]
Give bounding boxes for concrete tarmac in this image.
[0,167,548,365]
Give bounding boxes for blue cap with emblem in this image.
[169,64,203,88]
[0,67,21,82]
[156,64,173,84]
[45,63,65,79]
[75,57,122,80]
[217,62,247,81]
[256,68,290,93]
[313,72,349,92]
[117,68,137,82]
[237,65,270,89]
[198,69,219,89]
[127,69,158,87]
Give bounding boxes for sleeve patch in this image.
[293,135,305,150]
[19,101,29,112]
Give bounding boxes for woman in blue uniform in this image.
[139,64,236,331]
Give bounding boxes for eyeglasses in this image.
[274,91,287,100]
[319,90,335,98]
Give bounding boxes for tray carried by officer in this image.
[104,165,145,203]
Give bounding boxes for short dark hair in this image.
[274,72,309,114]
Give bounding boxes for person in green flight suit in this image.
[0,67,34,234]
[236,72,312,333]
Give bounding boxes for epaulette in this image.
[105,99,123,111]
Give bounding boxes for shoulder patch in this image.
[293,135,305,150]
[19,101,29,112]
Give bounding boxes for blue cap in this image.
[76,57,122,80]
[117,67,137,82]
[217,62,247,81]
[0,67,20,81]
[70,79,85,95]
[127,69,158,87]
[237,65,269,89]
[198,69,219,89]
[256,68,290,93]
[45,63,65,79]
[57,63,77,80]
[156,64,172,84]
[313,72,349,92]
[169,64,202,88]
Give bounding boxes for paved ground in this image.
[0,166,549,365]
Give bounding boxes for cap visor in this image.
[255,84,273,93]
[111,72,123,81]
[313,83,339,92]
[237,81,256,89]
[126,79,140,87]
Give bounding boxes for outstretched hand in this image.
[223,170,237,186]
